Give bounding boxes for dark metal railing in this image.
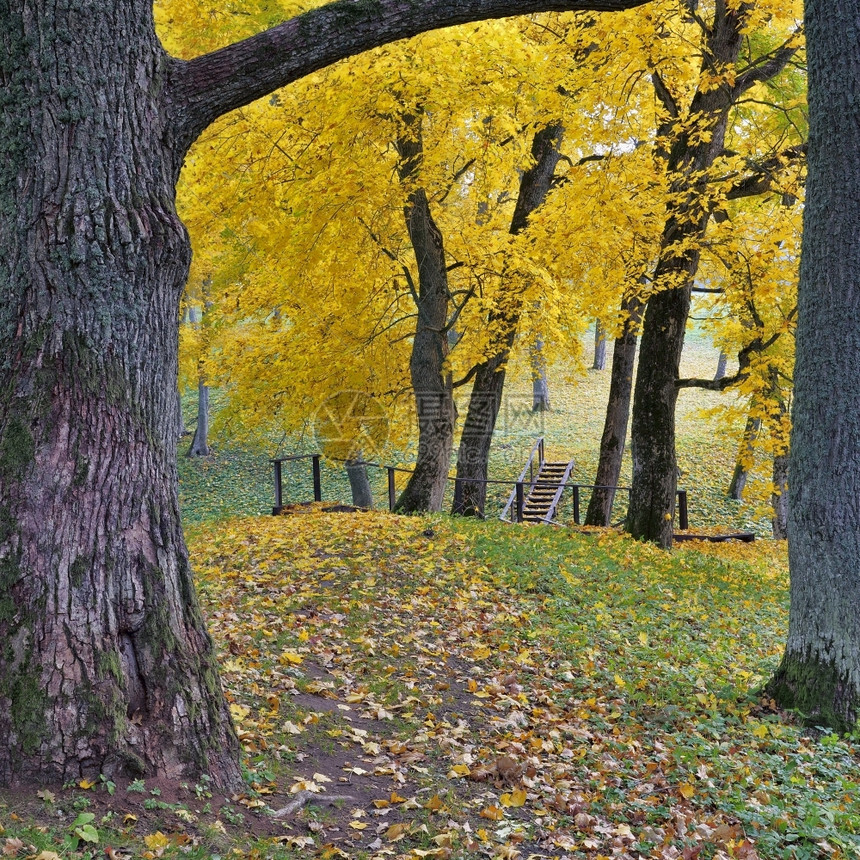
[269,448,689,530]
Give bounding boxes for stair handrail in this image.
[500,437,545,522]
[541,459,576,524]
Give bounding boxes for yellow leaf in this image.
[500,788,527,808]
[480,805,505,821]
[424,794,446,811]
[448,764,471,778]
[679,783,696,799]
[144,832,171,852]
[385,821,410,841]
[472,645,492,660]
[78,778,97,789]
[279,651,303,666]
[349,820,368,830]
[752,723,769,738]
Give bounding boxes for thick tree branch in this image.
[677,329,784,390]
[731,33,802,100]
[165,0,649,151]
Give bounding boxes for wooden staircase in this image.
[521,460,575,523]
[500,438,575,524]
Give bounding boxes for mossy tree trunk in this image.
[0,0,239,786]
[728,414,761,500]
[766,0,860,729]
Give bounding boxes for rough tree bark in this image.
[764,0,860,731]
[0,0,662,785]
[452,124,563,517]
[584,295,642,526]
[393,112,457,514]
[626,3,796,547]
[592,321,607,371]
[765,0,860,729]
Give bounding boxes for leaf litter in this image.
[2,511,859,859]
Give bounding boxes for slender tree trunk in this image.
[452,125,563,516]
[765,0,860,731]
[394,113,456,513]
[0,2,239,786]
[771,450,789,540]
[728,414,761,500]
[585,296,643,526]
[592,321,607,371]
[345,458,374,508]
[531,337,551,411]
[714,350,728,381]
[187,378,210,457]
[626,5,746,548]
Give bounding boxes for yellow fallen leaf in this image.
[78,777,97,789]
[480,805,504,821]
[679,783,696,799]
[390,791,407,803]
[500,788,527,808]
[472,645,492,660]
[279,651,303,666]
[349,820,367,830]
[448,764,470,778]
[143,832,170,853]
[385,821,410,841]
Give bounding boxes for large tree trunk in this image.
[626,5,747,548]
[452,125,563,516]
[0,2,239,786]
[728,414,761,500]
[585,295,642,526]
[394,113,456,514]
[766,0,860,731]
